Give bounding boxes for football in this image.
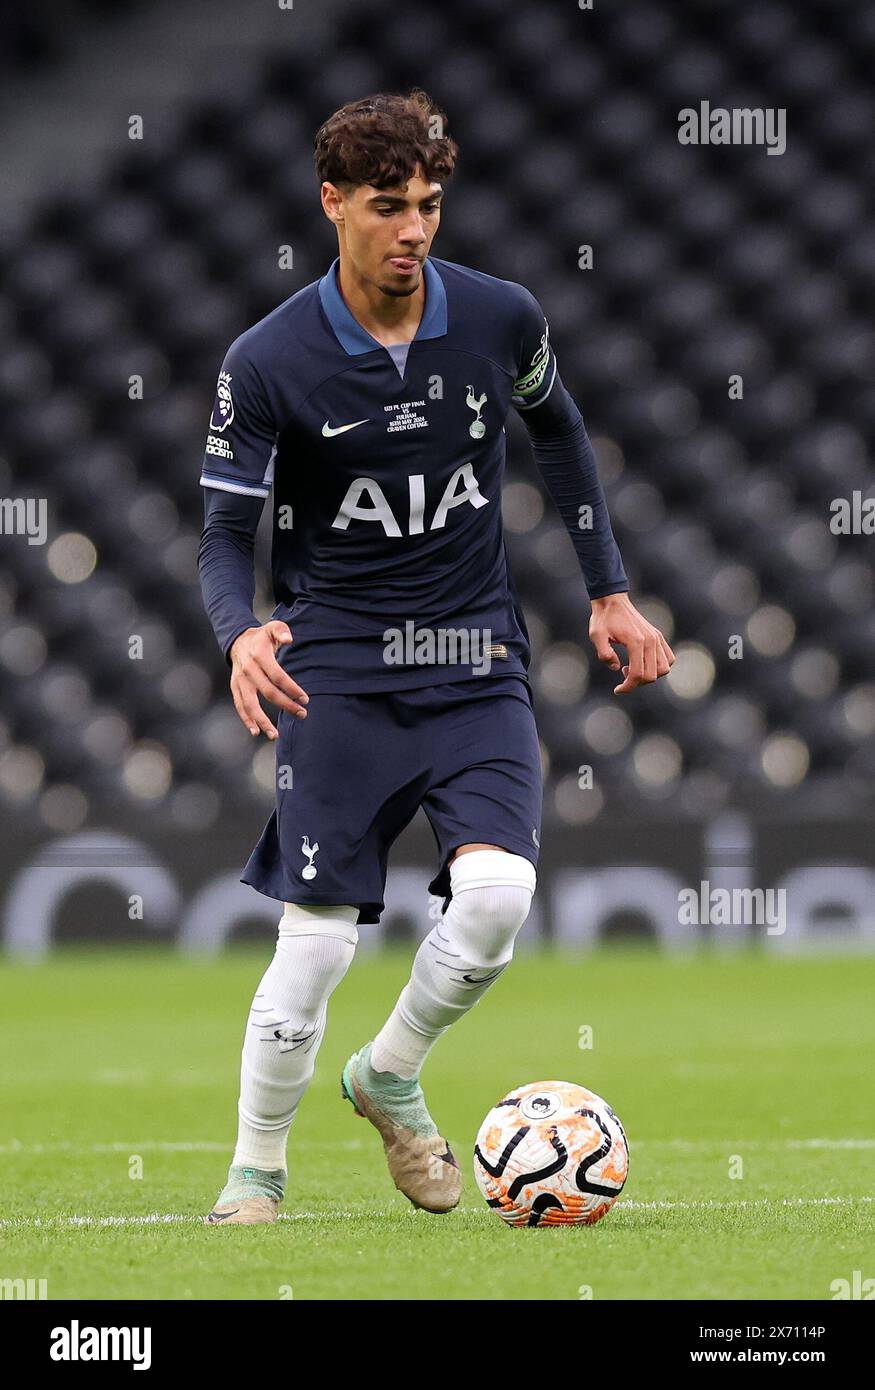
[473,1080,629,1226]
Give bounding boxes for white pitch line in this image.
[617,1196,875,1211]
[0,1139,365,1155]
[0,1210,388,1230]
[0,1195,872,1232]
[1,1137,872,1156]
[632,1138,875,1150]
[787,1139,875,1150]
[0,1141,230,1155]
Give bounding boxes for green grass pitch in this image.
[1,946,872,1300]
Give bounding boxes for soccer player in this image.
[198,90,674,1224]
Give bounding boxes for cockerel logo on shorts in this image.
[301,835,320,880]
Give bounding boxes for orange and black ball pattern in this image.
[474,1081,629,1226]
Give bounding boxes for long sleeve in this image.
[510,283,628,599]
[518,370,629,599]
[198,334,279,661]
[198,488,265,662]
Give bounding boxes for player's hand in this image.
[588,593,675,695]
[229,621,309,739]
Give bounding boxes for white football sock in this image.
[371,850,536,1079]
[232,903,358,1171]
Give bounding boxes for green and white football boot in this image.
[204,1165,286,1226]
[340,1041,461,1213]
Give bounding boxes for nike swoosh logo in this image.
[322,419,369,437]
[207,1208,240,1223]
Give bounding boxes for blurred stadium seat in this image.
[0,0,873,838]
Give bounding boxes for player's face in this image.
[326,168,443,298]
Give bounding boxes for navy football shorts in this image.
[241,674,543,925]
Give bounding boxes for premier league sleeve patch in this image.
[200,346,278,498]
[209,371,235,435]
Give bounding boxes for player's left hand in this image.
[588,593,675,695]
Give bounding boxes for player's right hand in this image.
[229,621,309,740]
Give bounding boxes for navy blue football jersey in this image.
[200,256,562,693]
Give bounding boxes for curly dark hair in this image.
[314,88,458,191]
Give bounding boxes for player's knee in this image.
[445,850,536,966]
[267,905,358,1020]
[278,901,359,947]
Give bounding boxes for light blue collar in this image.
[318,256,447,355]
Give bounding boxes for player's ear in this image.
[320,181,344,225]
